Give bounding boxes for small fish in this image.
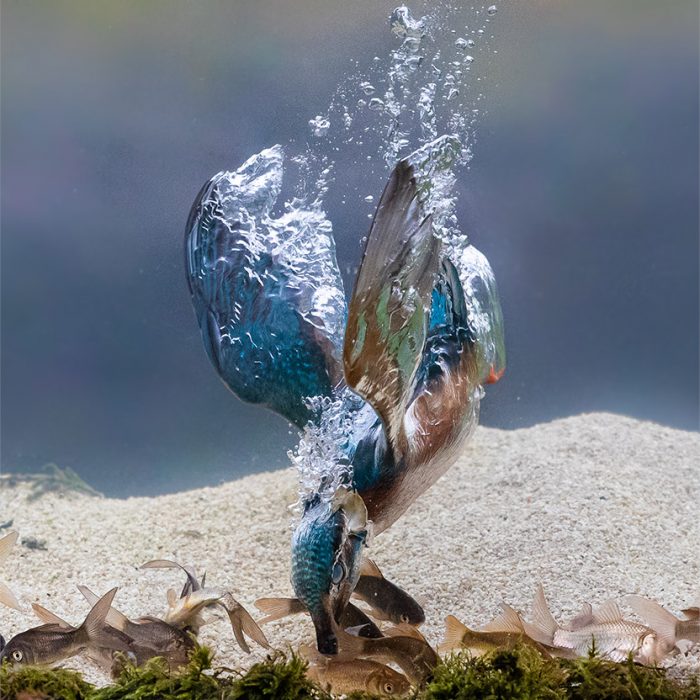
[0,531,20,610]
[353,559,425,626]
[338,627,439,685]
[626,595,700,646]
[255,597,383,638]
[0,588,132,667]
[76,585,195,669]
[439,605,558,658]
[140,558,266,652]
[166,588,268,653]
[303,645,410,696]
[523,585,668,665]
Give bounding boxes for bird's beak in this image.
[311,598,338,655]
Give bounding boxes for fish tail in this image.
[676,620,700,643]
[440,614,468,651]
[527,584,559,644]
[626,595,678,649]
[254,597,305,623]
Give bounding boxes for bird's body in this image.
[185,143,504,652]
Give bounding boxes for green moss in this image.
[228,652,325,700]
[422,647,567,700]
[0,645,697,700]
[0,662,93,700]
[91,646,231,700]
[561,655,700,700]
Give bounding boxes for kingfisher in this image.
[185,144,505,655]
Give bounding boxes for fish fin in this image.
[591,600,624,624]
[167,588,178,607]
[359,558,384,579]
[0,581,20,610]
[225,603,250,654]
[626,595,678,649]
[680,607,699,620]
[141,558,182,570]
[80,588,133,652]
[78,584,130,632]
[332,488,369,535]
[228,602,270,650]
[567,603,594,630]
[441,615,468,651]
[529,584,559,643]
[32,603,72,628]
[254,597,305,623]
[385,623,427,642]
[0,531,18,566]
[344,160,439,457]
[482,604,524,633]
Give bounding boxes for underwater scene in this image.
[1,1,698,698]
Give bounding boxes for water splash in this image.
[290,390,375,511]
[196,145,347,358]
[208,4,504,515]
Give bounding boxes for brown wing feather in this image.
[344,161,440,456]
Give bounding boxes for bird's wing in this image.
[185,146,347,429]
[343,161,440,457]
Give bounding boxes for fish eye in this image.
[384,682,394,694]
[331,561,346,585]
[11,650,23,662]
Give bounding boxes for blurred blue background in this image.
[2,1,698,495]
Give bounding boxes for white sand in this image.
[1,413,698,685]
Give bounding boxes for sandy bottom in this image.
[1,413,698,686]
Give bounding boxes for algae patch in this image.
[2,645,698,700]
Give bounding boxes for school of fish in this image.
[1,529,695,696]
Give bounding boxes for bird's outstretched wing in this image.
[343,161,440,457]
[185,146,347,429]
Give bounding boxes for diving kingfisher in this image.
[185,144,505,655]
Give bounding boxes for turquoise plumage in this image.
[185,146,505,654]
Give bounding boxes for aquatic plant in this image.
[0,663,94,700]
[1,645,697,700]
[0,463,102,502]
[227,653,325,700]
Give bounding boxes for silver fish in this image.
[140,562,269,654]
[0,531,20,610]
[76,585,195,669]
[337,627,439,684]
[523,585,668,665]
[626,595,700,646]
[352,559,425,626]
[0,588,132,667]
[439,603,575,658]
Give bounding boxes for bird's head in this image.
[291,488,370,654]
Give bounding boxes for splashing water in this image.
[211,4,503,513]
[290,390,377,511]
